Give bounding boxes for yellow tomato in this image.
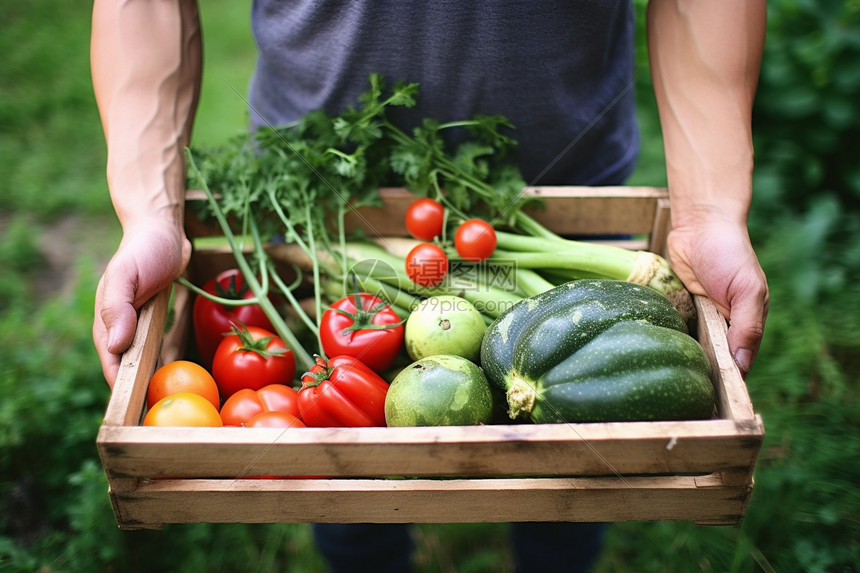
[143,392,223,427]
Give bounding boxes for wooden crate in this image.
[97,187,764,530]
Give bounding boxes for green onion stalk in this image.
[489,230,694,321]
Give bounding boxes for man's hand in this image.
[94,224,191,387]
[667,209,768,376]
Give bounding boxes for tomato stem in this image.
[230,324,288,357]
[175,276,267,308]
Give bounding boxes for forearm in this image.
[91,0,202,236]
[647,0,766,228]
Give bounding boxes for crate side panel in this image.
[185,187,669,239]
[110,474,747,528]
[342,187,668,237]
[695,297,758,423]
[520,186,667,236]
[97,420,762,479]
[100,290,169,428]
[648,197,672,257]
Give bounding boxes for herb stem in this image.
[186,149,315,371]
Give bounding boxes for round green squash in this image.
[480,279,715,423]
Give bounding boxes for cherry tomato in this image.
[192,268,277,369]
[454,219,497,262]
[405,198,445,241]
[405,242,448,287]
[220,384,301,426]
[143,392,223,427]
[146,360,221,411]
[297,355,389,427]
[320,293,404,374]
[244,410,306,428]
[212,325,296,399]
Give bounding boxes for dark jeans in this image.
[312,522,605,573]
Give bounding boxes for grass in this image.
[2,1,859,572]
[192,2,256,147]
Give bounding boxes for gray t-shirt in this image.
[248,0,639,186]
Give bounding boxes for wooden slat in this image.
[185,186,669,239]
[101,290,169,427]
[343,187,669,238]
[520,186,668,236]
[693,296,762,507]
[109,474,748,530]
[695,297,757,423]
[649,197,672,257]
[97,418,762,480]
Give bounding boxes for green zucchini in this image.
[480,279,715,423]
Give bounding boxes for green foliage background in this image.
[1,1,858,571]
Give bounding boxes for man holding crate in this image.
[90,1,768,571]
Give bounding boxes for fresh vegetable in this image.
[146,360,220,411]
[244,410,306,428]
[405,197,445,241]
[297,355,389,427]
[481,279,714,423]
[185,75,694,376]
[219,384,301,427]
[385,355,493,427]
[212,325,296,399]
[192,268,277,368]
[405,242,448,287]
[335,240,521,322]
[404,295,487,363]
[454,218,497,262]
[487,229,693,319]
[320,292,404,374]
[143,392,223,427]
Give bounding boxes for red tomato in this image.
[192,268,276,369]
[212,325,296,399]
[297,355,389,427]
[320,293,404,374]
[405,198,445,241]
[454,219,497,262]
[245,410,306,428]
[220,384,301,426]
[405,242,448,287]
[143,392,223,427]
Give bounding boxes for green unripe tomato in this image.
[405,295,487,363]
[384,355,493,427]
